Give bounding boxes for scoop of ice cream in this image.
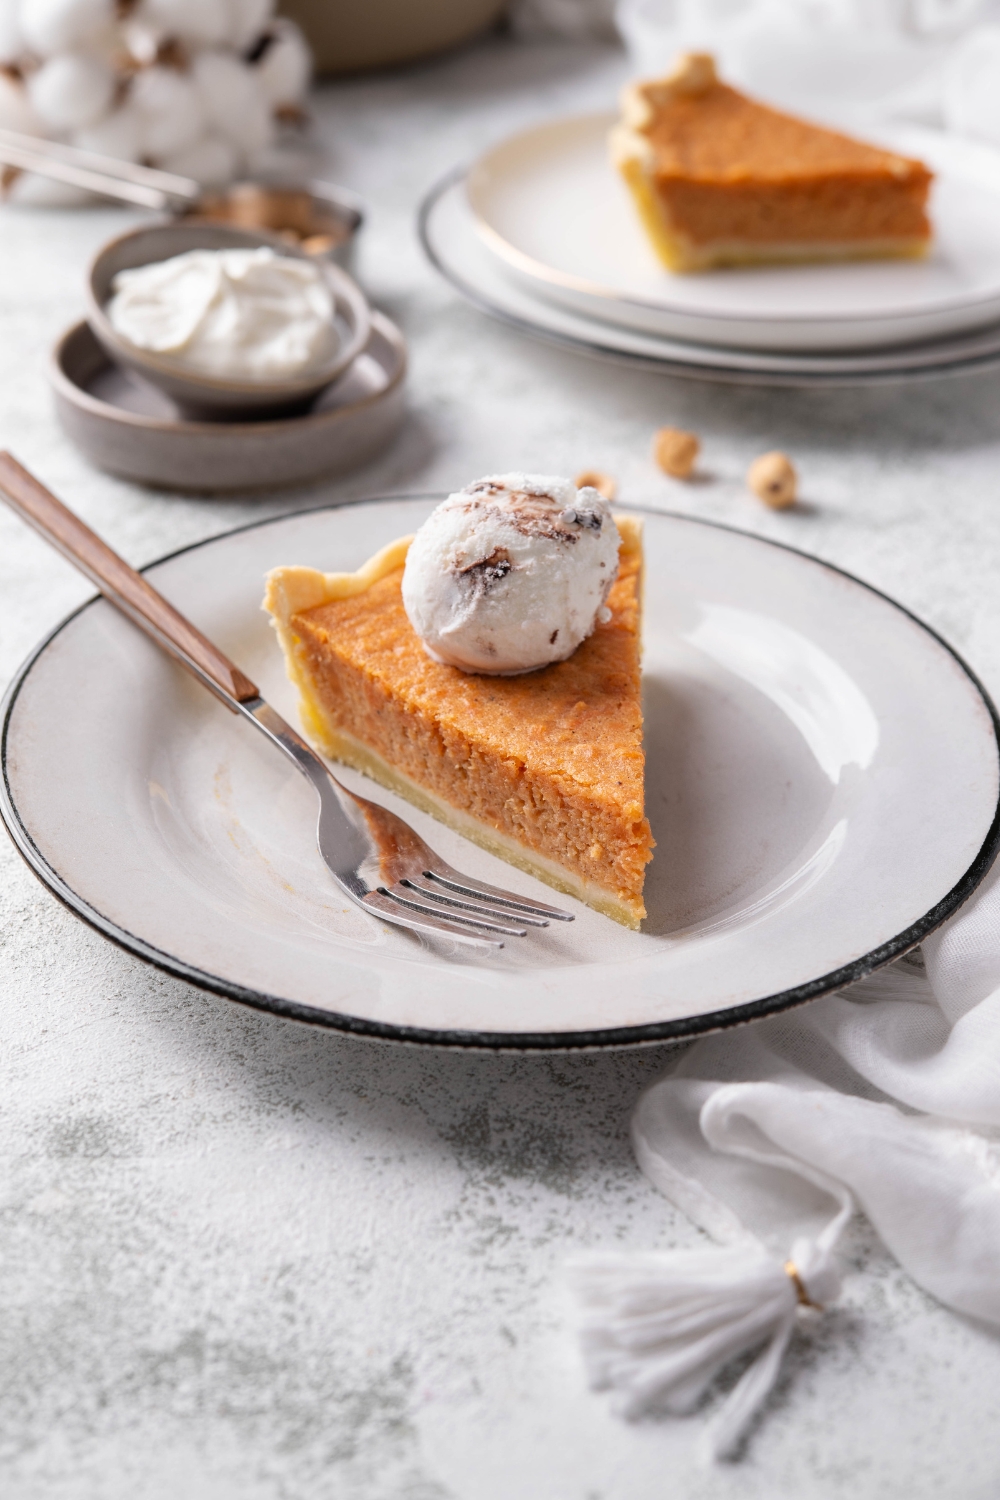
[401,474,620,675]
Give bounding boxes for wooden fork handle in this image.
[0,452,259,708]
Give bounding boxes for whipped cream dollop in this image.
[401,474,621,675]
[106,247,339,382]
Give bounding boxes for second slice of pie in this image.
[611,52,932,273]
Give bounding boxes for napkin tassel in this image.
[568,1230,845,1461]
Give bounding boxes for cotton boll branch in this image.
[1,0,311,194]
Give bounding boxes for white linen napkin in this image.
[516,0,1000,147]
[570,856,1000,1459]
[615,0,1000,144]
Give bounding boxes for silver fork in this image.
[0,454,573,950]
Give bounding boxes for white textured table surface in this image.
[4,35,1000,1500]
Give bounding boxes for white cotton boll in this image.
[228,0,275,52]
[27,53,115,130]
[159,131,237,184]
[192,50,274,155]
[19,0,114,55]
[131,65,206,157]
[0,0,23,62]
[0,70,44,133]
[120,17,160,67]
[140,0,229,46]
[74,101,145,161]
[253,18,310,106]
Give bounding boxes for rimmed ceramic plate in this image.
[421,173,1000,387]
[466,115,1000,353]
[3,499,999,1049]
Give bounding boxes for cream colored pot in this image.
[278,0,507,74]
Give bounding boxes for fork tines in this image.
[402,874,551,928]
[382,882,528,936]
[362,865,575,948]
[420,868,575,922]
[362,888,511,948]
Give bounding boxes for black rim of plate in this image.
[417,166,1000,390]
[3,497,1000,1051]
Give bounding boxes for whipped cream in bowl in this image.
[107,248,340,383]
[87,224,370,419]
[402,473,621,675]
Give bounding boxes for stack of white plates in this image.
[419,112,1000,387]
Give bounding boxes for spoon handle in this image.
[0,452,259,710]
[0,125,197,209]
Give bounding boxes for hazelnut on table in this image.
[653,426,699,479]
[574,469,617,500]
[747,451,797,509]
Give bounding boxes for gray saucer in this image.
[50,312,407,493]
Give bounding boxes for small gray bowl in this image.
[86,222,371,421]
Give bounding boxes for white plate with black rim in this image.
[3,497,999,1049]
[466,115,1000,353]
[420,171,1000,387]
